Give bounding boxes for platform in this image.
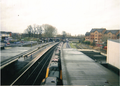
[0,43,50,62]
[61,48,119,85]
[1,47,31,62]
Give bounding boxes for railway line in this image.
[66,42,71,48]
[1,42,60,85]
[11,43,58,85]
[41,43,63,85]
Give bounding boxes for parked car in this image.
[7,42,10,45]
[104,46,107,49]
[4,41,10,45]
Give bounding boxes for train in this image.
[41,43,63,85]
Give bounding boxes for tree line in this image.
[11,24,85,42]
[24,24,84,39]
[24,24,57,38]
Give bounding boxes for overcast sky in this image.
[0,0,120,35]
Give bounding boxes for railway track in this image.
[11,44,57,85]
[1,43,59,85]
[66,42,71,48]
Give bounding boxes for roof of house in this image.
[85,32,90,36]
[104,30,120,34]
[90,28,106,33]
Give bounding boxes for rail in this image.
[10,43,59,85]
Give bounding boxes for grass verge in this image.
[69,42,77,49]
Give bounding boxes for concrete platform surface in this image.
[1,47,31,62]
[0,43,50,62]
[61,48,119,85]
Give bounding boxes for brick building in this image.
[104,30,120,39]
[85,28,120,44]
[85,32,90,41]
[90,28,106,43]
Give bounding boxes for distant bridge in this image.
[41,37,80,39]
[40,37,80,42]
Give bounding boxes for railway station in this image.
[0,42,119,86]
[1,0,120,85]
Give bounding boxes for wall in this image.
[107,40,120,69]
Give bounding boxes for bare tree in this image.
[62,31,66,39]
[77,34,85,43]
[24,24,57,38]
[102,35,109,43]
[24,25,33,37]
[33,24,37,37]
[42,24,57,37]
[36,25,43,38]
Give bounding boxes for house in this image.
[0,31,12,40]
[85,32,90,41]
[104,30,120,39]
[89,28,106,43]
[85,28,120,44]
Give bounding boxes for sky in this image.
[0,0,120,35]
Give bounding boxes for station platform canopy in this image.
[61,48,119,85]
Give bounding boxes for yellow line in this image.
[45,68,49,78]
[42,78,45,82]
[60,70,62,80]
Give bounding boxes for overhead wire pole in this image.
[39,26,43,46]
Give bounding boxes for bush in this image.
[91,40,96,46]
[83,41,90,45]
